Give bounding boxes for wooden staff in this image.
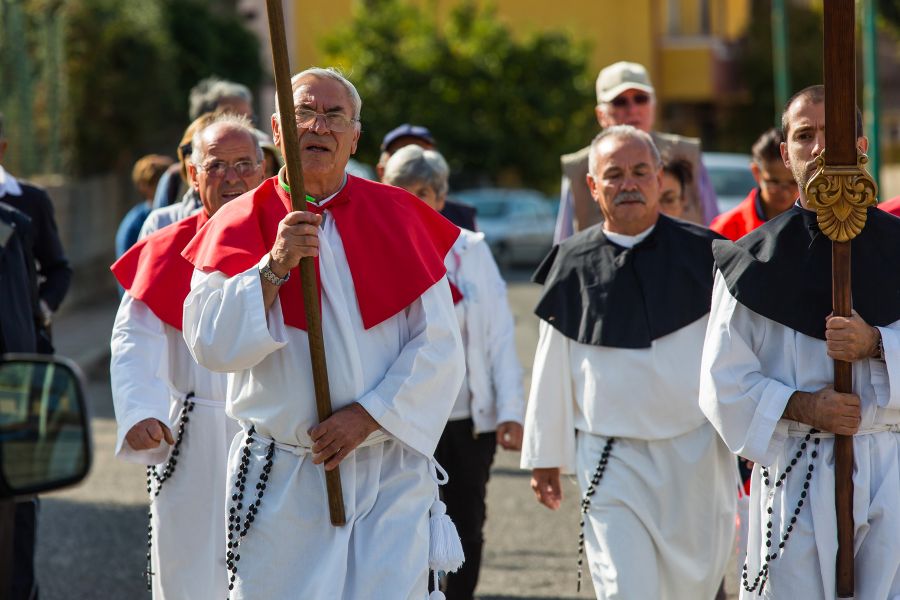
[807,1,878,595]
[264,0,346,526]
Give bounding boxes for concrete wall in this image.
[30,172,135,313]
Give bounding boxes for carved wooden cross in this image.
[805,1,878,596]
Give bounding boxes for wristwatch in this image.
[876,328,885,361]
[259,255,290,286]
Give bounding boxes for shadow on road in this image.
[490,466,531,478]
[480,596,584,600]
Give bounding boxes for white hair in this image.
[189,77,253,120]
[588,125,661,175]
[274,67,362,124]
[190,112,263,166]
[382,145,449,198]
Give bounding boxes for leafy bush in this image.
[321,0,596,192]
[1,0,262,176]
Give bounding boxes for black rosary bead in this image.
[575,437,616,593]
[143,393,196,593]
[743,433,820,594]
[226,430,277,600]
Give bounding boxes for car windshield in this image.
[455,191,512,218]
[707,166,757,199]
[471,200,509,218]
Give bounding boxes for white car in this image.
[703,152,757,213]
[454,188,557,268]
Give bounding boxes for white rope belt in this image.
[240,423,391,456]
[181,395,223,408]
[787,423,900,438]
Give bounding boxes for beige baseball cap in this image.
[595,61,655,104]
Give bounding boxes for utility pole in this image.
[5,0,37,175]
[862,0,881,192]
[772,0,791,126]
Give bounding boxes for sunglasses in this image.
[608,93,652,108]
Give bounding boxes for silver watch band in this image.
[260,263,290,286]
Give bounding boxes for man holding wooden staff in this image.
[701,85,900,598]
[181,67,465,599]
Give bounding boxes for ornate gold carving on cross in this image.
[805,150,878,242]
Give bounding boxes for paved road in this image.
[34,273,738,598]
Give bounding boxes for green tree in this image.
[719,1,823,152]
[1,0,263,177]
[321,0,595,191]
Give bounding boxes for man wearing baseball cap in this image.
[377,123,477,231]
[555,61,719,241]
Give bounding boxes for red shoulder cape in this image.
[182,175,461,331]
[111,211,209,331]
[709,188,766,241]
[879,196,900,217]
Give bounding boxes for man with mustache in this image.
[701,85,900,598]
[554,61,719,242]
[180,68,464,599]
[523,125,736,599]
[110,113,264,599]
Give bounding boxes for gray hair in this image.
[588,125,661,175]
[275,67,362,123]
[190,112,263,167]
[382,145,449,198]
[189,77,253,121]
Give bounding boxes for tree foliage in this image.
[1,0,263,177]
[321,0,595,191]
[719,0,824,153]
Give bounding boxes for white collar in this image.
[603,223,656,249]
[0,166,23,198]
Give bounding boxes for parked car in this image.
[0,354,92,595]
[703,152,757,213]
[454,188,557,267]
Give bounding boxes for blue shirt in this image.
[115,202,152,258]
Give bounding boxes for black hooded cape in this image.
[712,204,900,341]
[533,215,722,349]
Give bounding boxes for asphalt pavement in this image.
[33,273,738,599]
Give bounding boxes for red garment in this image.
[182,175,461,331]
[111,211,209,331]
[709,188,767,241]
[879,196,900,216]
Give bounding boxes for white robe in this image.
[182,196,465,600]
[701,272,900,599]
[111,293,238,600]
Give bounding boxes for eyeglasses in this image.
[295,109,358,133]
[608,93,652,108]
[198,159,260,178]
[761,178,798,191]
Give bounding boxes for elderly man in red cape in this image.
[180,68,465,599]
[110,113,264,599]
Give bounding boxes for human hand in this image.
[309,403,380,471]
[826,310,881,362]
[269,211,323,275]
[496,421,523,451]
[125,418,174,451]
[530,467,562,510]
[784,387,861,436]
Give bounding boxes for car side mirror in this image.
[0,354,92,498]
